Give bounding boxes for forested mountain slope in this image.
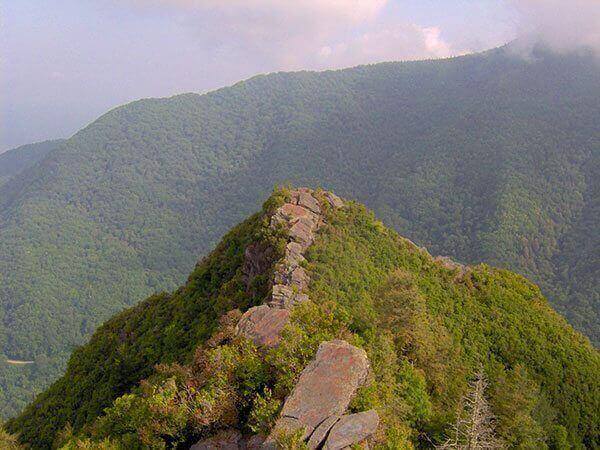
[0,46,598,418]
[0,140,64,188]
[5,189,599,449]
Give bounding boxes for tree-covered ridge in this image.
[5,189,599,449]
[0,140,64,188]
[0,46,598,417]
[4,190,288,448]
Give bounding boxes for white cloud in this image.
[509,0,600,55]
[126,0,459,70]
[315,24,458,68]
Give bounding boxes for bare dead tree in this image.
[437,369,502,449]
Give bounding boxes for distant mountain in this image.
[5,189,599,449]
[0,46,598,418]
[0,140,64,188]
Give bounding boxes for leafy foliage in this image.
[6,194,598,449]
[4,191,287,448]
[0,46,598,417]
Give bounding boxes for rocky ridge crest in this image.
[194,189,379,449]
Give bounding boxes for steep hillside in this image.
[0,140,63,188]
[0,46,598,417]
[5,189,599,449]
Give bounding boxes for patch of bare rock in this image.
[236,188,342,347]
[265,339,378,449]
[190,429,264,450]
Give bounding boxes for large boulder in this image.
[191,429,243,449]
[269,340,370,442]
[236,305,291,347]
[288,217,317,249]
[323,410,379,449]
[191,430,265,449]
[297,190,322,214]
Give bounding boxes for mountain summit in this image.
[5,188,598,449]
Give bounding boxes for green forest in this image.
[0,46,598,418]
[4,189,598,449]
[0,140,63,188]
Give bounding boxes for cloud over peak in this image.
[512,0,600,56]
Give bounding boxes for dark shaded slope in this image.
[0,47,598,417]
[0,140,64,188]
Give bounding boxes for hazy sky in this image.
[1,0,598,151]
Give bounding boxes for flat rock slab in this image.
[271,203,318,228]
[306,415,340,449]
[323,410,379,449]
[289,217,317,249]
[191,430,265,449]
[271,340,370,440]
[191,429,242,449]
[236,305,290,347]
[297,191,322,214]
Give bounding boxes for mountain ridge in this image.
[0,46,598,418]
[5,187,598,449]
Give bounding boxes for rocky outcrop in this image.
[194,190,378,449]
[273,340,370,438]
[236,305,291,348]
[191,430,265,449]
[266,340,377,449]
[236,189,343,348]
[322,410,379,449]
[191,429,243,449]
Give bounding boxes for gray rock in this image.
[269,340,370,441]
[297,191,322,214]
[284,241,306,266]
[306,415,340,449]
[191,429,242,449]
[273,265,309,291]
[323,191,344,209]
[289,217,316,249]
[434,255,468,278]
[270,284,295,308]
[236,305,290,347]
[323,410,379,449]
[242,242,273,291]
[244,434,266,449]
[191,430,266,449]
